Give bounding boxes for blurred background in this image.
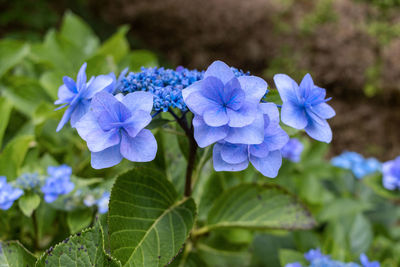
[1,0,399,160]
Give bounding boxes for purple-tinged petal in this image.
[56,106,74,132]
[223,77,245,110]
[193,116,228,147]
[203,106,229,127]
[90,91,121,124]
[312,103,335,119]
[263,127,289,151]
[200,76,225,104]
[82,75,113,99]
[120,129,157,162]
[224,112,264,144]
[62,76,77,93]
[182,80,203,102]
[70,100,90,127]
[220,142,248,164]
[185,90,220,116]
[299,73,314,98]
[56,84,75,104]
[122,110,152,138]
[91,145,123,169]
[238,76,268,103]
[273,74,300,104]
[250,150,282,178]
[121,91,154,114]
[307,86,326,105]
[305,112,332,143]
[259,102,279,127]
[204,60,235,85]
[76,62,87,91]
[249,142,270,158]
[281,103,307,129]
[227,101,257,127]
[213,143,249,172]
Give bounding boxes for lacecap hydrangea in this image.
[41,165,74,203]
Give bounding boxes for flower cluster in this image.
[15,173,41,190]
[84,191,110,214]
[0,176,23,210]
[331,151,381,179]
[382,156,400,190]
[41,165,74,203]
[281,138,304,162]
[286,249,379,267]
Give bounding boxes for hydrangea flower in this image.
[104,68,129,94]
[285,263,302,267]
[212,103,289,177]
[331,151,381,179]
[15,173,41,190]
[183,60,268,147]
[0,176,23,210]
[75,91,157,169]
[281,138,304,162]
[382,156,400,190]
[96,192,110,214]
[41,165,74,203]
[55,63,113,131]
[274,73,335,143]
[304,248,330,262]
[360,253,380,267]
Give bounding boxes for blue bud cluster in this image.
[15,173,41,190]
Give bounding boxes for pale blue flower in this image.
[304,248,330,262]
[55,63,113,131]
[96,192,110,214]
[382,156,400,190]
[281,138,304,162]
[360,253,380,267]
[285,263,302,267]
[212,103,289,177]
[41,165,74,203]
[274,73,335,143]
[0,176,23,210]
[75,91,157,169]
[183,60,268,147]
[331,151,381,179]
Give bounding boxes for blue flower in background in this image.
[15,173,41,190]
[0,176,23,210]
[304,248,330,262]
[382,156,400,191]
[331,151,381,179]
[76,91,157,169]
[285,263,302,267]
[55,62,113,132]
[360,253,380,267]
[104,68,129,94]
[96,192,110,214]
[274,73,335,143]
[41,165,74,203]
[213,103,289,177]
[281,138,304,162]
[183,60,268,147]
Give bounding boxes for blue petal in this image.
[70,100,90,127]
[299,73,314,98]
[200,76,226,104]
[203,106,229,127]
[249,142,270,158]
[263,126,289,151]
[250,150,282,178]
[185,90,220,116]
[56,84,75,105]
[312,103,335,119]
[273,74,300,104]
[76,62,87,91]
[223,78,245,110]
[259,102,279,127]
[281,103,307,129]
[120,129,157,162]
[193,116,228,147]
[62,76,77,93]
[90,91,124,126]
[220,142,248,164]
[56,105,74,132]
[224,112,264,144]
[122,110,152,138]
[121,91,154,114]
[83,75,113,99]
[182,80,202,102]
[305,111,332,143]
[213,143,249,172]
[44,194,59,203]
[91,145,123,169]
[238,76,268,103]
[227,101,257,127]
[204,60,235,85]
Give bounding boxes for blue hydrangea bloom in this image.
[15,173,41,190]
[55,63,113,132]
[285,263,302,267]
[274,73,335,143]
[382,156,400,190]
[183,60,268,147]
[96,191,110,214]
[0,176,23,210]
[104,68,129,94]
[360,253,380,267]
[304,248,330,262]
[75,91,157,169]
[331,151,381,179]
[281,138,304,162]
[212,103,289,177]
[41,165,74,203]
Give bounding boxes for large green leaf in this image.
[108,168,196,266]
[205,184,315,231]
[0,97,12,148]
[0,39,30,78]
[0,241,36,267]
[67,209,93,234]
[36,220,121,267]
[18,193,41,217]
[95,26,130,63]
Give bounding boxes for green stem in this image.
[32,210,40,251]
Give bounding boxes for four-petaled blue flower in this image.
[41,165,74,203]
[183,60,268,147]
[212,103,289,177]
[360,253,380,267]
[0,176,23,210]
[274,73,335,143]
[55,62,113,132]
[382,156,400,191]
[76,91,157,169]
[281,138,304,163]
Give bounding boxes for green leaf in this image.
[109,167,196,266]
[205,184,315,231]
[279,249,308,266]
[39,71,64,100]
[196,243,251,267]
[67,209,93,234]
[0,135,34,180]
[0,241,36,267]
[0,97,12,148]
[119,50,158,72]
[96,26,130,63]
[18,193,41,217]
[0,39,30,78]
[349,214,372,255]
[363,173,400,200]
[36,220,121,267]
[318,198,371,222]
